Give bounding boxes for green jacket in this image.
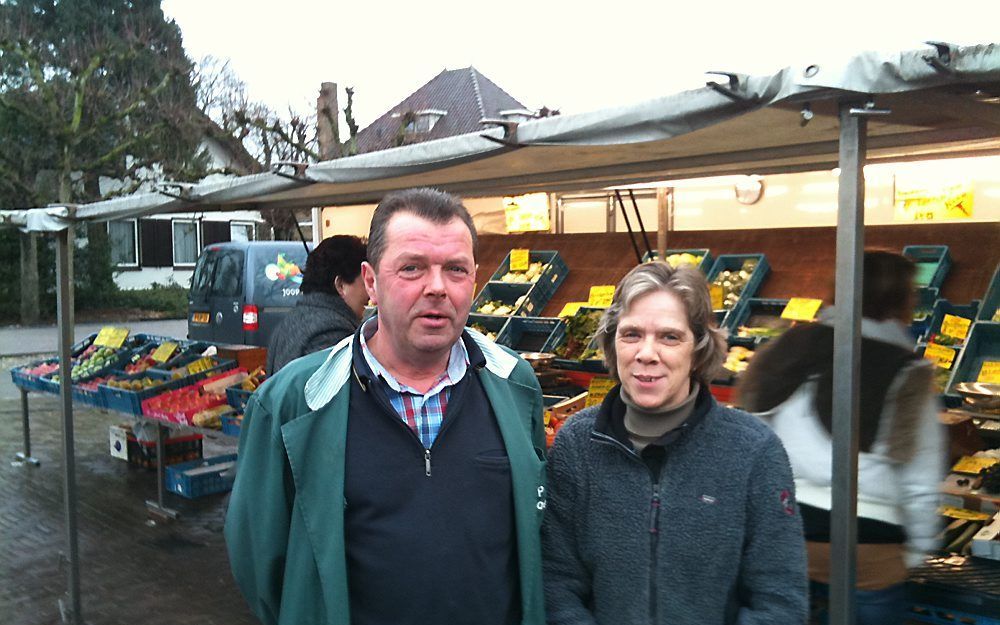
[225,329,548,625]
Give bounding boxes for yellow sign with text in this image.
[923,342,956,369]
[557,302,586,318]
[587,286,616,308]
[781,298,823,322]
[894,180,974,222]
[952,455,1000,475]
[510,249,530,271]
[585,377,616,408]
[940,314,972,341]
[151,342,178,363]
[94,327,129,349]
[978,361,1000,384]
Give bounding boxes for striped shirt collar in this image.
[358,316,469,395]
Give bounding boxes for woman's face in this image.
[615,289,695,410]
[338,275,371,320]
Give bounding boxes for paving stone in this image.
[0,387,257,625]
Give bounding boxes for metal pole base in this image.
[13,451,41,467]
[145,500,180,521]
[58,596,89,624]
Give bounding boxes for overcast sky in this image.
[163,0,1000,130]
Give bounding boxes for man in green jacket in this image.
[225,188,547,625]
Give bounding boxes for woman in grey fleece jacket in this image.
[543,262,808,625]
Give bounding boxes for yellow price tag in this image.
[978,361,1000,384]
[585,377,617,408]
[558,302,586,318]
[951,455,999,475]
[587,285,616,308]
[510,249,530,272]
[710,284,724,310]
[938,506,994,522]
[186,356,215,375]
[94,326,129,349]
[940,314,972,341]
[151,342,178,363]
[781,298,823,322]
[923,342,956,369]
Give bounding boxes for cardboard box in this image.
[215,345,266,373]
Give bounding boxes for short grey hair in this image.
[367,188,477,269]
[597,262,727,384]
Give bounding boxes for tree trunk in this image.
[19,232,40,325]
[316,82,341,160]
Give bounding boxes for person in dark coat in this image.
[266,235,367,374]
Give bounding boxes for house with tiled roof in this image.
[355,67,534,154]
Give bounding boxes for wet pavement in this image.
[0,382,255,625]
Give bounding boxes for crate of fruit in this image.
[707,254,770,327]
[224,367,266,415]
[727,298,795,346]
[978,263,1000,323]
[10,359,60,392]
[467,313,510,342]
[946,322,1000,401]
[164,453,238,499]
[488,250,569,299]
[913,343,960,397]
[141,368,244,425]
[923,300,980,346]
[472,282,536,317]
[903,245,952,291]
[641,248,713,273]
[100,370,184,416]
[497,317,566,354]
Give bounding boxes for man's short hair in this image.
[596,262,727,385]
[300,235,367,295]
[367,188,478,269]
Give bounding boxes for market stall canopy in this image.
[4,41,1000,231]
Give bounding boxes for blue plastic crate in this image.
[724,297,794,341]
[707,254,770,328]
[100,370,180,416]
[903,245,952,290]
[472,282,535,317]
[488,250,569,295]
[221,414,242,438]
[910,287,940,341]
[164,454,238,499]
[923,299,981,345]
[71,382,107,409]
[946,322,1000,400]
[225,385,253,415]
[978,263,1000,322]
[466,313,510,342]
[552,307,608,373]
[640,248,714,273]
[497,317,566,353]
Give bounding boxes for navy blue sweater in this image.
[343,334,520,625]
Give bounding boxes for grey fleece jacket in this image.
[266,291,359,374]
[543,386,808,625]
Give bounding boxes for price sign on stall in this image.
[710,284,724,310]
[977,361,1000,384]
[510,249,530,271]
[557,302,586,318]
[94,326,129,349]
[585,377,616,408]
[151,342,178,363]
[951,455,999,475]
[587,285,616,308]
[780,298,823,322]
[940,314,972,341]
[923,343,956,369]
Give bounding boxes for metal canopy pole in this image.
[829,100,869,625]
[55,225,83,625]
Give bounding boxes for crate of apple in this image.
[51,345,126,384]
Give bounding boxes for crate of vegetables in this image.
[707,254,770,326]
[552,307,607,373]
[923,300,980,347]
[467,313,510,342]
[910,287,940,342]
[641,248,713,273]
[946,322,1000,401]
[472,282,535,317]
[728,298,794,346]
[488,250,568,299]
[497,317,566,354]
[978,263,1000,323]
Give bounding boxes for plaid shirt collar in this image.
[358,316,469,396]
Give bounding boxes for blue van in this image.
[187,241,313,347]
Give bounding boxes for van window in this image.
[252,248,310,306]
[212,250,244,298]
[190,250,218,297]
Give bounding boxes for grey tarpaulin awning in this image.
[3,41,1000,625]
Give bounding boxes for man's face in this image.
[362,211,476,365]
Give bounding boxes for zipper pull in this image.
[650,486,661,534]
[424,449,432,477]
